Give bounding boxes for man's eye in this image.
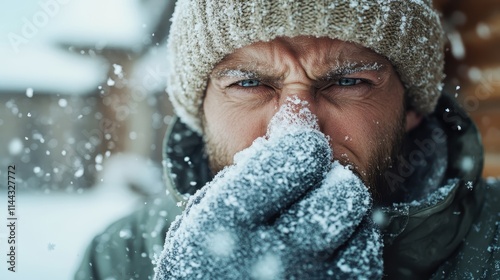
[237,79,261,87]
[337,78,362,86]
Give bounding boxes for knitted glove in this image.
[155,101,382,279]
[154,126,383,279]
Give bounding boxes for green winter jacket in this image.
[74,94,500,280]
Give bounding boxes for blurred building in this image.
[0,1,176,279]
[0,0,175,193]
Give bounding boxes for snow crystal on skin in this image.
[234,97,323,164]
[266,97,319,139]
[326,62,383,80]
[214,69,259,79]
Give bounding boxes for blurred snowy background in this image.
[0,0,499,279]
[0,0,176,279]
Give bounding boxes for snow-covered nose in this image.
[277,84,317,118]
[267,96,320,139]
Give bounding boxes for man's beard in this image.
[203,131,234,176]
[355,111,406,204]
[201,110,407,204]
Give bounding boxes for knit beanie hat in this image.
[166,0,445,134]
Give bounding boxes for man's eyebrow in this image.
[212,69,261,79]
[322,61,386,79]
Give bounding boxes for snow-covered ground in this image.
[0,176,152,279]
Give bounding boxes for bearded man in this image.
[75,1,500,279]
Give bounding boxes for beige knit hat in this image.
[166,0,445,134]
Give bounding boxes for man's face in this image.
[202,36,415,198]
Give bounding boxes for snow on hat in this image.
[166,0,445,134]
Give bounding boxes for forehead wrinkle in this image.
[213,39,308,82]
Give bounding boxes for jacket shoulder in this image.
[74,196,180,280]
[432,178,500,279]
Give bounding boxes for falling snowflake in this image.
[48,243,56,251]
[113,64,124,79]
[74,167,85,178]
[58,98,68,108]
[107,78,116,86]
[26,88,34,98]
[8,138,23,155]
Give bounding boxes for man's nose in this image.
[277,84,317,113]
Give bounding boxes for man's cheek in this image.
[323,126,368,163]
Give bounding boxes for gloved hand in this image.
[154,106,383,279]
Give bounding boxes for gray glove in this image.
[154,128,383,279]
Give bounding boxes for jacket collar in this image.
[162,115,211,207]
[379,93,485,279]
